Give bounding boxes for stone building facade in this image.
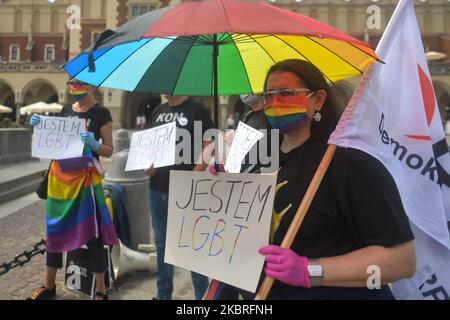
[0,0,448,129]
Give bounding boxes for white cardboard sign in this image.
[165,170,277,293]
[225,121,264,173]
[31,116,86,160]
[125,122,176,171]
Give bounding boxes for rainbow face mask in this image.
[69,88,88,101]
[264,95,310,133]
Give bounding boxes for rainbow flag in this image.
[45,159,118,253]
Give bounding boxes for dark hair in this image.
[264,59,340,141]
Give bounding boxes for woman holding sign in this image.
[28,81,118,300]
[215,59,416,300]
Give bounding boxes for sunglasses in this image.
[67,81,88,86]
[258,88,313,107]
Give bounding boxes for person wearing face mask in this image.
[144,95,215,300]
[222,94,268,172]
[28,80,118,300]
[225,94,266,144]
[214,59,416,300]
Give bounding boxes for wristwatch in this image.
[307,259,324,287]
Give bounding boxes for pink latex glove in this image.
[259,245,311,288]
[209,163,225,175]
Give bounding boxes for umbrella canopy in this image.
[63,0,379,125]
[20,102,62,115]
[0,105,13,113]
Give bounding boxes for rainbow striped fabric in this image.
[69,89,87,100]
[264,97,309,132]
[45,159,118,253]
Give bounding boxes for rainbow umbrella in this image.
[63,0,379,126]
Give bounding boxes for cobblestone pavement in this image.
[0,199,195,300]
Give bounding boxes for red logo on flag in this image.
[405,63,436,141]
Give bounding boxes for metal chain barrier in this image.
[0,239,46,277]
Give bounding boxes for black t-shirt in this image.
[149,98,215,193]
[59,103,112,159]
[257,136,414,294]
[243,109,266,130]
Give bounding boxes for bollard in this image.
[104,150,151,250]
[113,129,131,153]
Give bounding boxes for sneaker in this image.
[93,292,108,300]
[27,286,56,300]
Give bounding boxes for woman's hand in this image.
[208,163,225,175]
[80,132,101,152]
[259,245,311,288]
[225,130,235,145]
[30,114,41,126]
[144,164,157,177]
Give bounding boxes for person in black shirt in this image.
[144,95,215,300]
[215,59,415,300]
[224,94,271,173]
[224,94,266,144]
[241,94,266,130]
[28,80,116,300]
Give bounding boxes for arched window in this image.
[32,10,40,33]
[445,10,450,35]
[424,10,432,33]
[348,10,356,33]
[51,10,59,33]
[14,10,23,33]
[328,9,336,27]
[82,0,90,19]
[101,0,107,18]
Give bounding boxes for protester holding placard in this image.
[225,94,266,146]
[144,95,215,300]
[239,94,270,173]
[240,94,267,130]
[215,59,416,300]
[28,80,118,301]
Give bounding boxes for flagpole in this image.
[255,144,337,300]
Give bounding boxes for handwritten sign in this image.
[165,170,277,293]
[31,116,86,160]
[225,121,264,173]
[125,122,176,171]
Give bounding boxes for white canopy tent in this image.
[20,102,63,115]
[0,105,13,113]
[425,51,447,61]
[48,102,64,114]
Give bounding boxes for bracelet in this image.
[307,259,324,287]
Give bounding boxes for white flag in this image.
[329,0,450,300]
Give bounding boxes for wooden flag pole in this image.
[254,144,337,300]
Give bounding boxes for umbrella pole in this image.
[213,34,219,128]
[213,34,221,173]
